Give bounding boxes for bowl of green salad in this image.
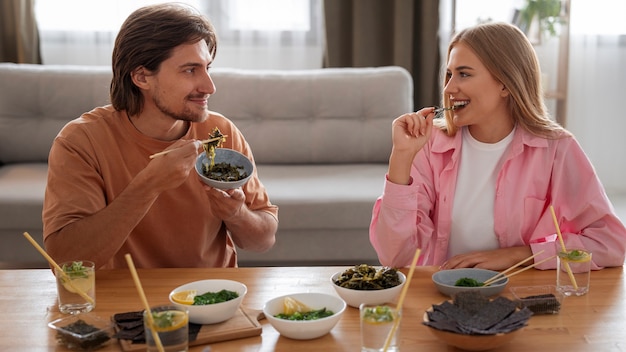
[432,268,508,298]
[263,292,347,340]
[169,279,246,324]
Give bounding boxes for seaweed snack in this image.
[454,277,483,287]
[424,291,533,335]
[202,127,227,169]
[200,127,248,182]
[113,311,145,343]
[203,162,249,182]
[518,293,561,314]
[333,264,401,290]
[113,311,201,344]
[55,319,111,350]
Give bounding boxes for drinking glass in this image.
[556,248,592,296]
[55,260,96,314]
[144,305,189,352]
[360,303,400,352]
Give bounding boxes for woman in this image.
[369,22,626,270]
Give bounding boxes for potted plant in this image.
[514,0,564,43]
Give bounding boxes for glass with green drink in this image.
[55,260,96,314]
[556,247,592,296]
[360,303,400,352]
[144,305,189,352]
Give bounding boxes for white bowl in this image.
[330,269,406,308]
[263,292,346,340]
[195,149,253,190]
[432,268,508,298]
[169,279,246,324]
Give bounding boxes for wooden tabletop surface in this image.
[1,265,624,351]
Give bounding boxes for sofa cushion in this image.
[257,164,388,230]
[0,63,111,164]
[208,67,412,164]
[0,164,48,268]
[0,163,47,228]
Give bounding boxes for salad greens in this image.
[454,277,483,287]
[193,289,239,305]
[61,261,89,279]
[274,308,334,321]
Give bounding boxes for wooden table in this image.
[1,265,624,351]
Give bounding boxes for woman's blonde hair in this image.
[436,22,568,138]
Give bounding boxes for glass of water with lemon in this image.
[556,248,592,296]
[360,304,400,352]
[144,305,189,352]
[55,261,96,314]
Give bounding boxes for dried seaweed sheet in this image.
[113,310,202,344]
[519,293,561,314]
[424,291,532,335]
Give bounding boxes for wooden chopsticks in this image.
[148,135,227,159]
[482,250,555,286]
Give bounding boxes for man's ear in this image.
[130,66,149,88]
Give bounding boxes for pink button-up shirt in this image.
[370,126,626,269]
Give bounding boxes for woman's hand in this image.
[391,107,436,154]
[441,246,533,271]
[387,107,436,185]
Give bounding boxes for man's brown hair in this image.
[110,3,217,116]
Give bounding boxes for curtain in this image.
[323,0,441,109]
[0,0,41,63]
[565,2,626,194]
[33,0,324,70]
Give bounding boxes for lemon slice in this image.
[62,275,95,294]
[282,296,311,315]
[171,290,197,305]
[150,310,188,332]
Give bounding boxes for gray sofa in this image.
[0,63,413,268]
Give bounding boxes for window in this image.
[570,0,626,35]
[34,0,325,69]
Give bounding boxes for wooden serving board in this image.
[117,307,264,351]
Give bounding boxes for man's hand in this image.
[203,187,246,220]
[141,140,201,194]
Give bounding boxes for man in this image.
[42,3,278,269]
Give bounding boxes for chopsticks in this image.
[482,253,556,286]
[382,248,421,352]
[125,254,165,352]
[148,135,227,159]
[22,232,95,305]
[481,250,544,286]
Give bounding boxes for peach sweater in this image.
[43,105,277,269]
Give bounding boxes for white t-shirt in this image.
[447,126,515,259]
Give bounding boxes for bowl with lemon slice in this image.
[169,279,246,324]
[263,292,346,340]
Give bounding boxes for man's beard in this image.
[153,93,209,123]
